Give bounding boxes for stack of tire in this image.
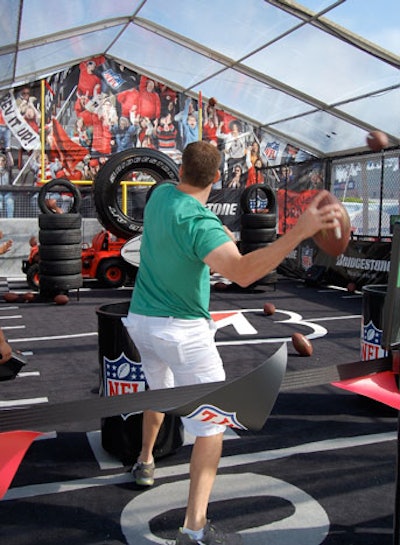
[239,183,278,287]
[37,179,83,298]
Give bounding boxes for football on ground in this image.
[292,332,313,356]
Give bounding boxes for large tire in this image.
[240,241,270,253]
[96,258,127,288]
[39,259,82,276]
[39,229,82,245]
[239,240,277,287]
[240,212,277,229]
[39,213,82,230]
[240,184,276,214]
[38,178,82,214]
[240,227,277,243]
[40,274,83,291]
[39,244,82,261]
[257,270,278,285]
[93,148,180,239]
[145,179,178,203]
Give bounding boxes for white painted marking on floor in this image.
[211,308,329,345]
[10,332,98,343]
[3,309,360,346]
[2,431,396,501]
[88,427,239,470]
[121,473,330,545]
[87,430,123,470]
[309,315,361,322]
[325,285,349,292]
[0,397,48,408]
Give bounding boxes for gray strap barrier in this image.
[0,347,392,433]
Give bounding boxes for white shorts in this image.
[122,312,226,437]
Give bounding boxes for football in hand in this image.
[313,193,351,257]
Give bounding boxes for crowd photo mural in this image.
[0,56,394,288]
[0,56,319,194]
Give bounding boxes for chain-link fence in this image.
[1,150,399,242]
[263,151,399,239]
[0,184,97,219]
[331,150,399,238]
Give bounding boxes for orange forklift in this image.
[22,230,137,290]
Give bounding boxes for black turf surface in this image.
[0,276,398,545]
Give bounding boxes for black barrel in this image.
[96,301,184,465]
[361,285,389,361]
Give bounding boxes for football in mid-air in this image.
[313,192,351,257]
[291,332,313,357]
[366,130,389,152]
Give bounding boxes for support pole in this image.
[40,80,46,183]
[198,91,202,141]
[393,349,400,545]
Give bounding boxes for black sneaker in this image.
[175,520,242,544]
[131,460,155,486]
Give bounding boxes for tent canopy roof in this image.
[1,0,399,158]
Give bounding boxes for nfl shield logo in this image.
[361,320,388,360]
[185,403,247,430]
[104,352,147,397]
[301,246,314,271]
[264,141,279,160]
[102,69,126,90]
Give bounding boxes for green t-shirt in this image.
[130,183,230,319]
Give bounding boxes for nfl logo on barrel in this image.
[361,321,388,361]
[104,352,148,396]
